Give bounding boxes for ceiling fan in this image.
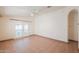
[30,6,52,16]
[30,9,40,16]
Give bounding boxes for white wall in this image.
[34,8,68,42]
[34,7,79,48]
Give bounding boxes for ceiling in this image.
[0,6,65,17]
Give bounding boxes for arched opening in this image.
[68,9,78,42]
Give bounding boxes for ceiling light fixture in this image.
[30,13,34,16]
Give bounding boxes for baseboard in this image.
[69,40,78,42]
[0,38,15,42]
[0,34,33,42]
[0,34,68,44]
[33,34,68,43]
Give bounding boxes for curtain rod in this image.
[10,19,32,22]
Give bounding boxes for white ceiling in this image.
[0,6,65,17]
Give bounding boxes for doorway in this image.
[68,9,78,42]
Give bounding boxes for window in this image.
[10,19,31,37]
[16,24,23,36]
[15,22,29,37]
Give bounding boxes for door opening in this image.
[68,9,78,42]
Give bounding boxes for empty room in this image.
[0,6,79,53]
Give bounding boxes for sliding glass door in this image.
[16,24,23,37]
[9,20,32,38]
[15,21,30,37]
[23,22,29,36]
